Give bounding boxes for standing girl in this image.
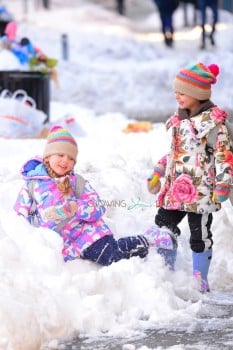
[147,63,233,292]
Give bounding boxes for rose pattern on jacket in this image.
[170,174,198,203]
[210,106,228,123]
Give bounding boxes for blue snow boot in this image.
[192,248,212,293]
[157,247,177,271]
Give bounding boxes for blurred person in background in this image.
[116,0,125,15]
[35,0,50,9]
[153,0,180,47]
[197,0,218,49]
[181,0,198,27]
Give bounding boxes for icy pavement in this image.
[51,292,233,350]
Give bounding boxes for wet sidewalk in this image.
[57,291,233,350]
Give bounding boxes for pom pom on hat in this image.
[208,64,219,77]
[43,125,78,162]
[173,62,220,100]
[208,64,219,78]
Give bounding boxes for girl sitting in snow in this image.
[14,125,177,267]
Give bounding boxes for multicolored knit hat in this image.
[43,125,78,161]
[173,62,219,100]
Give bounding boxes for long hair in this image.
[44,160,72,195]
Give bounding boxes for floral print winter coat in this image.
[14,158,113,261]
[156,101,233,214]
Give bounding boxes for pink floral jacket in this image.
[156,103,233,214]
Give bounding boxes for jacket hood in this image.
[21,157,50,180]
[166,101,228,139]
[191,104,228,139]
[178,100,215,120]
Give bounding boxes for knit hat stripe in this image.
[48,130,72,138]
[179,71,213,87]
[43,125,78,162]
[48,130,77,141]
[194,63,215,79]
[177,76,210,90]
[173,62,219,100]
[183,67,216,82]
[47,136,77,145]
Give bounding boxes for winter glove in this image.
[147,179,161,194]
[43,201,78,222]
[147,164,164,194]
[212,182,231,202]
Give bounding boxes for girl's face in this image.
[45,154,75,176]
[175,92,201,113]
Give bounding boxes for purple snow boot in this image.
[157,247,177,271]
[143,225,177,250]
[143,225,177,270]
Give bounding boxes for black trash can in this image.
[0,20,9,36]
[0,70,50,123]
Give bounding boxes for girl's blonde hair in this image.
[44,160,72,195]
